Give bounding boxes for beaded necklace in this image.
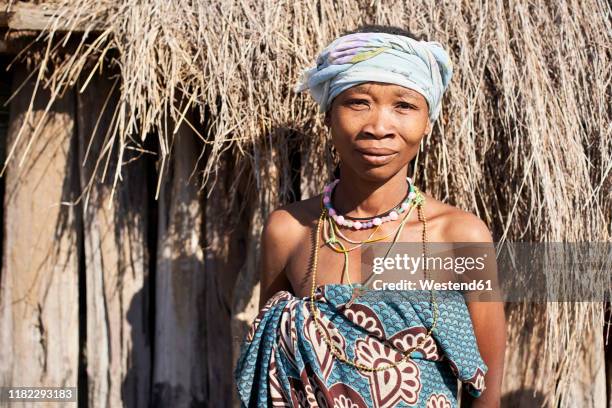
[323,177,418,229]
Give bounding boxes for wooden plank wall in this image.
[0,65,79,395]
[76,73,151,407]
[152,112,206,405]
[0,65,233,406]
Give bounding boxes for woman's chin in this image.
[355,165,399,182]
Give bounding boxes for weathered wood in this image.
[205,148,252,406]
[0,64,79,394]
[0,2,103,31]
[230,140,282,407]
[76,72,151,407]
[230,206,263,408]
[152,116,207,406]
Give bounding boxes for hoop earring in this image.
[412,139,425,183]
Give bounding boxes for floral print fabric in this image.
[235,285,487,407]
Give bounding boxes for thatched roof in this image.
[1,1,610,406]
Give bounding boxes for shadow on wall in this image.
[501,389,547,407]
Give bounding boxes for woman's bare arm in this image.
[464,300,506,407]
[446,213,507,407]
[258,209,296,309]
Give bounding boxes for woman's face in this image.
[325,82,431,181]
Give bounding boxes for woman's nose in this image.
[362,107,395,138]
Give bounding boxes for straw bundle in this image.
[2,0,610,406]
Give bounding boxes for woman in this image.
[235,25,506,407]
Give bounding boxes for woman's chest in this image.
[283,220,453,298]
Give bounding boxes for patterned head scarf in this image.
[294,32,454,123]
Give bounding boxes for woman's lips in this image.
[355,148,398,165]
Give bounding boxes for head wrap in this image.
[294,32,453,123]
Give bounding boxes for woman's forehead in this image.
[344,83,426,101]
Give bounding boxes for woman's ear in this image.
[324,111,330,127]
[424,119,432,135]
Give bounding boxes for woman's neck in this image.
[332,165,410,218]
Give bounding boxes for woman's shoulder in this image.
[420,191,493,243]
[263,194,323,243]
[258,195,323,305]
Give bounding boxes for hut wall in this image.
[0,65,79,393]
[76,73,151,407]
[152,112,207,405]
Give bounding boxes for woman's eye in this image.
[348,99,368,106]
[397,102,415,110]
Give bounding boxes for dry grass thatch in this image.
[2,0,611,406]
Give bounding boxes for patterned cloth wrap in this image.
[293,32,454,123]
[235,284,488,407]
